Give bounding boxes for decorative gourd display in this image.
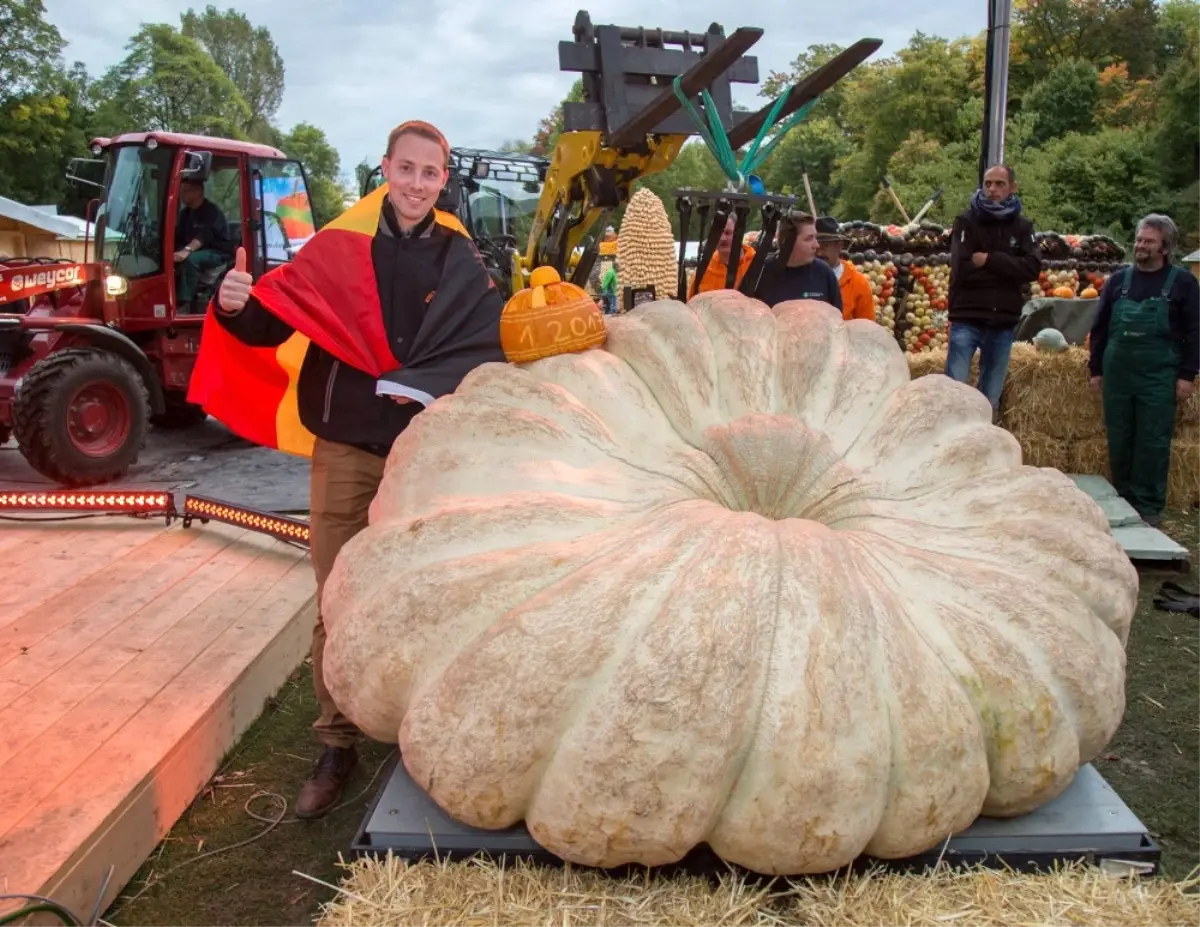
[616,187,678,302]
[499,266,606,363]
[321,291,1138,877]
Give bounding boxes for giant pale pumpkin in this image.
[321,291,1138,876]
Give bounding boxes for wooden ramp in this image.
[0,515,314,920]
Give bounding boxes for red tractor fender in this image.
[45,323,167,417]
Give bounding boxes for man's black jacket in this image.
[214,202,502,456]
[947,207,1041,328]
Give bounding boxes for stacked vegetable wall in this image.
[840,222,1129,356]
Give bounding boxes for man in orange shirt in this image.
[816,216,875,322]
[696,216,756,294]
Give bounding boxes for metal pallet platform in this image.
[1068,474,1191,572]
[351,759,1160,877]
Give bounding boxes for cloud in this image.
[42,0,986,180]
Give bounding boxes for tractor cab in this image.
[0,132,317,488]
[71,133,316,320]
[361,148,549,295]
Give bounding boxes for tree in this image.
[1035,127,1169,238]
[759,116,855,216]
[1156,0,1199,68]
[760,43,858,126]
[279,122,346,227]
[1153,1,1199,184]
[530,79,584,156]
[834,33,974,217]
[91,24,250,138]
[354,159,377,200]
[0,0,63,98]
[1023,59,1100,144]
[180,5,285,136]
[0,1,96,206]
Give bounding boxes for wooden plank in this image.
[0,526,296,834]
[0,529,247,760]
[3,566,315,920]
[0,525,206,674]
[0,521,159,628]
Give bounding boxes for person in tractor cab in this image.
[174,179,234,307]
[815,216,875,322]
[1088,213,1199,527]
[746,214,842,312]
[944,164,1040,421]
[696,216,755,293]
[205,121,505,819]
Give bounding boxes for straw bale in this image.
[1069,431,1199,509]
[999,344,1105,442]
[1177,377,1199,429]
[317,854,1200,927]
[906,347,951,380]
[1008,427,1072,471]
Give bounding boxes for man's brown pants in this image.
[309,437,386,749]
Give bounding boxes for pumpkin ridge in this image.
[847,542,987,857]
[858,536,1090,816]
[522,507,743,858]
[403,502,715,831]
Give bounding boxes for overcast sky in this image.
[43,0,985,180]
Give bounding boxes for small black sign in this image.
[623,285,656,312]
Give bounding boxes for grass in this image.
[1092,507,1199,880]
[104,509,1200,926]
[102,664,394,927]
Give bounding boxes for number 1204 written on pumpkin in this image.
[517,311,604,347]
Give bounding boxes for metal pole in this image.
[986,0,1013,169]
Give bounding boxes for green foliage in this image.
[279,123,344,227]
[0,1,352,224]
[181,5,285,132]
[90,24,250,138]
[1036,128,1169,238]
[1024,59,1100,144]
[0,0,64,98]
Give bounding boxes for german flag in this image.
[187,186,473,457]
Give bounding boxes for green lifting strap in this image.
[671,77,818,189]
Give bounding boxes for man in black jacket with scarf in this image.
[944,164,1041,420]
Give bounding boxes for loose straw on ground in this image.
[316,854,1199,927]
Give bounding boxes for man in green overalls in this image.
[1089,214,1199,527]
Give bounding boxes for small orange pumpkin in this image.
[1052,286,1075,298]
[1080,286,1098,299]
[500,266,607,364]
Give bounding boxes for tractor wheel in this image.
[12,348,149,486]
[151,390,208,429]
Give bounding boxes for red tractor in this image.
[0,131,316,486]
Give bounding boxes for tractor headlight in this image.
[105,274,128,297]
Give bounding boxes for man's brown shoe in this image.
[295,745,357,819]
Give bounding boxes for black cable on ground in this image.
[0,863,114,926]
[104,750,394,924]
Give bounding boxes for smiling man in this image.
[200,121,505,818]
[1089,213,1199,527]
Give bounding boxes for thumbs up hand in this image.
[217,247,253,314]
